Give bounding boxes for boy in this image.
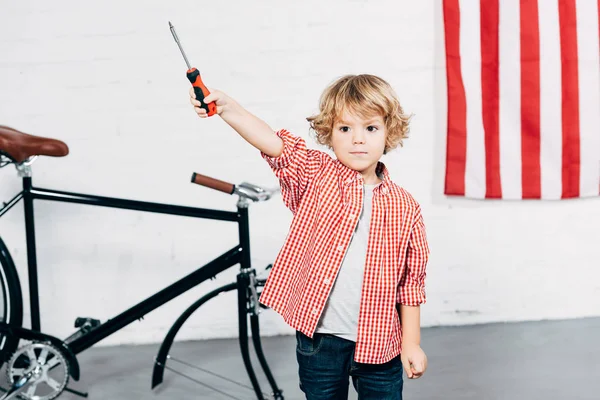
[189,74,429,400]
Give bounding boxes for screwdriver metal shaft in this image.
[169,21,191,70]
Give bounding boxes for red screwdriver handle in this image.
[187,68,217,116]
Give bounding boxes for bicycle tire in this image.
[0,236,24,367]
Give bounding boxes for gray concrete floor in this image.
[5,317,599,399]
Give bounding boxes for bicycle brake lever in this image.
[238,182,265,192]
[235,182,280,202]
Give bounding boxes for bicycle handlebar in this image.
[191,172,235,194]
[191,172,280,202]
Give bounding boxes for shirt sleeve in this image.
[397,207,429,305]
[261,129,320,214]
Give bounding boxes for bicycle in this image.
[0,125,285,400]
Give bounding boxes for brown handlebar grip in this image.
[191,172,235,194]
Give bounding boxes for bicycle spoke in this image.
[168,356,270,397]
[26,348,36,363]
[163,365,244,400]
[25,383,36,397]
[10,368,25,376]
[45,377,62,391]
[46,356,61,369]
[38,348,49,365]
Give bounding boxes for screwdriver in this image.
[169,21,217,116]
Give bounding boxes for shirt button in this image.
[324,278,331,284]
[381,188,388,194]
[312,308,319,315]
[337,245,344,252]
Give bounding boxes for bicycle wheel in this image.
[0,237,23,366]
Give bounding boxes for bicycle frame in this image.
[0,174,283,399]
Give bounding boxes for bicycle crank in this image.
[2,342,69,400]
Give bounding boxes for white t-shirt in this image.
[315,183,377,342]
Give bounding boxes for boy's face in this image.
[331,109,386,183]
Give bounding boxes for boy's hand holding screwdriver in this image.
[188,88,283,158]
[189,87,235,118]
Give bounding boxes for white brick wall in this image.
[0,1,598,346]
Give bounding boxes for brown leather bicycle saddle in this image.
[0,125,69,163]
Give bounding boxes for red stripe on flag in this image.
[520,0,541,199]
[444,0,468,196]
[480,0,502,198]
[558,0,581,198]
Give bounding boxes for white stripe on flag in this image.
[539,0,563,200]
[575,0,600,197]
[460,0,486,198]
[499,0,522,199]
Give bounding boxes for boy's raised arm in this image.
[189,87,319,213]
[189,87,283,158]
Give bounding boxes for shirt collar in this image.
[335,160,393,194]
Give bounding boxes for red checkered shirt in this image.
[259,129,429,364]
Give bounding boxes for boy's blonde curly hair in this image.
[307,74,411,154]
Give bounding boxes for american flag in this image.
[443,0,600,199]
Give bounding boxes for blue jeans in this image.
[296,331,403,400]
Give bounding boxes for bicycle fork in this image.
[237,271,284,400]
